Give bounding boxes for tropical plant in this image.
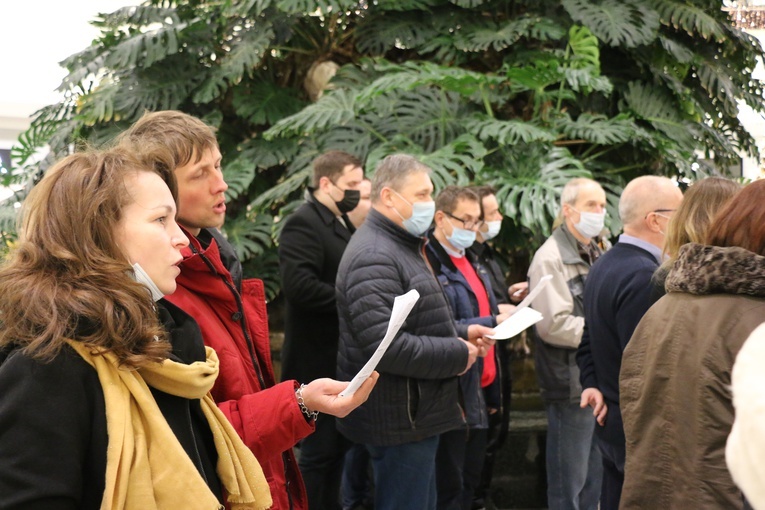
[6,0,764,297]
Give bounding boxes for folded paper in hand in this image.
[339,289,420,397]
[487,307,543,340]
[487,274,552,340]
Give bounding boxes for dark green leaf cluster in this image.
[6,0,764,295]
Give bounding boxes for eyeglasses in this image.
[445,212,484,231]
[645,209,676,219]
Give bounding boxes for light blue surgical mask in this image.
[392,190,435,236]
[446,220,477,250]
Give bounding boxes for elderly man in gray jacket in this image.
[528,177,608,510]
[336,154,493,510]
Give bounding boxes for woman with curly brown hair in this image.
[0,145,271,510]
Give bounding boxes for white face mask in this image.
[572,209,606,239]
[132,262,165,301]
[481,220,502,241]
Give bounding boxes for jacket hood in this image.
[665,243,765,297]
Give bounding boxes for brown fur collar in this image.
[665,243,765,297]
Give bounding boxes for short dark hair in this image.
[471,185,497,219]
[435,186,480,215]
[312,150,363,188]
[706,179,765,256]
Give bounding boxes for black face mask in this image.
[332,185,361,214]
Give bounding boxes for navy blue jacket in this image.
[576,242,661,405]
[425,230,498,429]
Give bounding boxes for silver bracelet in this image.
[295,384,319,421]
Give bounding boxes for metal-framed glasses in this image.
[445,212,484,231]
[645,208,676,219]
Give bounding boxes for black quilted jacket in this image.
[335,209,469,446]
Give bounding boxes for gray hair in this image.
[371,154,431,204]
[553,178,601,227]
[560,177,600,210]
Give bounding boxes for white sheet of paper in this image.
[514,274,553,311]
[487,306,544,340]
[339,289,420,397]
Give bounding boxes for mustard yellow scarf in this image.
[67,341,272,510]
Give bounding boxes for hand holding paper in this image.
[487,274,552,340]
[339,289,420,397]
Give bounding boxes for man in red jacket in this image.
[122,111,377,510]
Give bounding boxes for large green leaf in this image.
[489,145,591,238]
[222,212,274,261]
[651,0,725,41]
[233,80,306,126]
[275,0,358,15]
[222,153,257,202]
[556,113,637,145]
[460,17,534,52]
[562,0,660,48]
[192,23,275,104]
[104,21,188,69]
[468,117,557,145]
[264,89,357,138]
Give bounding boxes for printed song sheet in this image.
[339,289,420,397]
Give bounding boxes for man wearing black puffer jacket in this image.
[336,154,494,510]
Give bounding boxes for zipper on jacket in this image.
[196,251,267,389]
[186,403,209,486]
[406,378,416,429]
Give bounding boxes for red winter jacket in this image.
[166,228,314,510]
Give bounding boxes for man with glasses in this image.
[576,176,683,509]
[336,156,494,510]
[424,186,510,510]
[279,150,364,510]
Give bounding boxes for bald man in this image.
[576,175,683,509]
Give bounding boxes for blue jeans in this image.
[545,401,602,510]
[341,442,373,510]
[366,435,440,510]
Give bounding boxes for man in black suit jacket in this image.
[279,150,364,510]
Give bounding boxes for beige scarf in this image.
[67,340,272,510]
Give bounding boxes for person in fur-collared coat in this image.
[619,180,765,510]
